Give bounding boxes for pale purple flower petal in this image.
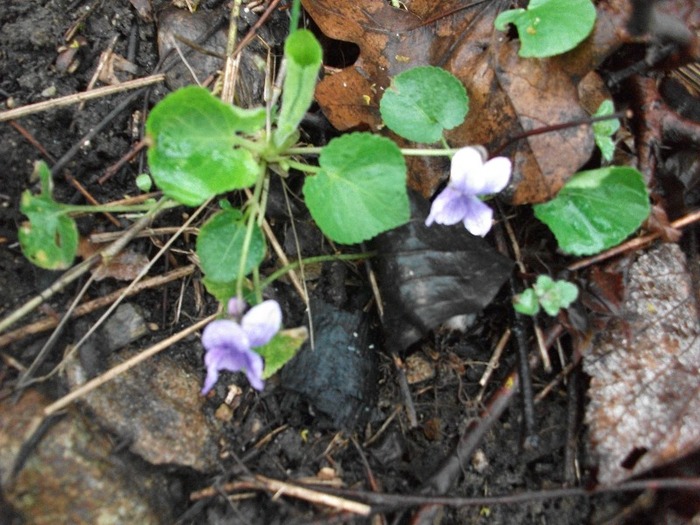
[462,196,494,237]
[202,319,249,352]
[478,157,512,194]
[201,319,257,394]
[227,297,247,318]
[450,147,485,193]
[426,147,512,236]
[242,300,282,347]
[425,187,470,226]
[200,300,283,394]
[240,351,265,391]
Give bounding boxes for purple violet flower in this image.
[425,147,512,237]
[201,299,282,394]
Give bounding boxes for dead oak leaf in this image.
[583,243,700,484]
[302,0,632,203]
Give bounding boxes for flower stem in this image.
[400,148,459,156]
[236,163,267,298]
[286,146,459,157]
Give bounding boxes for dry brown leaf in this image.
[303,0,634,203]
[584,243,700,484]
[77,238,149,281]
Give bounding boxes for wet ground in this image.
[1,1,698,524]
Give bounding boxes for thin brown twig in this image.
[0,74,165,122]
[249,477,700,511]
[98,139,147,185]
[190,474,372,516]
[231,0,285,59]
[79,35,119,111]
[43,312,217,416]
[8,121,56,162]
[476,327,511,402]
[0,265,195,349]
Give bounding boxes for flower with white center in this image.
[200,299,282,394]
[425,147,512,237]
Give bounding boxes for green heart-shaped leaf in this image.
[303,133,409,244]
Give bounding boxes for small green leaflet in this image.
[514,275,579,316]
[380,66,469,143]
[18,161,78,270]
[494,0,596,58]
[274,29,323,148]
[257,327,308,379]
[196,208,266,287]
[513,288,540,316]
[303,133,409,244]
[533,166,650,256]
[146,86,263,206]
[592,100,620,162]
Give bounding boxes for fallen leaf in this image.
[78,237,149,281]
[303,0,635,202]
[374,193,512,352]
[584,243,700,484]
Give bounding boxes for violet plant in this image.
[16,6,651,391]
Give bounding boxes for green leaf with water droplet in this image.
[495,0,596,58]
[534,166,650,256]
[380,66,469,143]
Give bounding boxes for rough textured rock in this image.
[65,346,223,472]
[0,390,175,524]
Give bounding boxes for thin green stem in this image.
[231,134,266,154]
[259,251,376,291]
[236,163,267,298]
[258,175,270,227]
[289,0,301,33]
[253,266,262,304]
[286,145,458,158]
[401,148,459,156]
[284,159,321,174]
[285,146,322,155]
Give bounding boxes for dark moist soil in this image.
[0,1,693,525]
